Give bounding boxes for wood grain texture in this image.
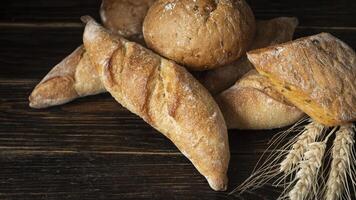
[0,0,355,199]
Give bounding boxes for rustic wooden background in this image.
[0,0,355,199]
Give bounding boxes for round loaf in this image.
[100,0,156,39]
[143,0,256,70]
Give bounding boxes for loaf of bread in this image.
[82,17,230,191]
[143,0,256,70]
[216,70,304,129]
[30,0,156,108]
[197,17,298,94]
[100,0,155,42]
[29,46,105,108]
[248,33,356,126]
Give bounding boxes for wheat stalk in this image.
[288,141,326,200]
[325,124,355,200]
[280,121,324,173]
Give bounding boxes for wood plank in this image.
[1,26,356,79]
[0,78,278,154]
[0,152,280,200]
[1,0,356,27]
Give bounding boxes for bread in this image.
[216,70,305,129]
[143,0,255,70]
[30,0,156,108]
[82,17,230,191]
[248,33,356,126]
[29,46,105,108]
[100,0,156,41]
[197,17,298,94]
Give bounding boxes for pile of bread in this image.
[29,0,356,191]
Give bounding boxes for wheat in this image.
[289,142,326,200]
[280,121,324,173]
[325,124,355,200]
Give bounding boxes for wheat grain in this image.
[289,142,326,200]
[325,124,355,200]
[280,121,324,173]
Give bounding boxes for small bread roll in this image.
[143,0,255,70]
[100,0,156,40]
[216,70,305,130]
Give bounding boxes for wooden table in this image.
[1,0,355,199]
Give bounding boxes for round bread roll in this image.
[216,70,305,130]
[100,0,156,39]
[143,0,256,70]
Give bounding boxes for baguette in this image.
[216,70,304,129]
[82,17,230,191]
[30,0,155,108]
[248,33,356,126]
[197,17,298,94]
[29,46,105,108]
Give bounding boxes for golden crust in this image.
[248,33,356,126]
[100,0,155,41]
[143,0,255,70]
[216,70,304,129]
[83,17,230,191]
[29,46,105,109]
[197,17,298,94]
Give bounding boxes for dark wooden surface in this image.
[0,1,355,199]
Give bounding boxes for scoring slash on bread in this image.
[82,16,230,191]
[29,0,154,108]
[143,0,256,70]
[197,17,299,95]
[248,33,356,126]
[29,46,105,108]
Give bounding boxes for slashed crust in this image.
[29,46,105,109]
[83,18,230,191]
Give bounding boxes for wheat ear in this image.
[280,121,324,173]
[289,141,326,200]
[325,124,355,200]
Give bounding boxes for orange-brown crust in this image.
[29,46,105,109]
[143,0,256,70]
[248,33,356,126]
[216,70,304,130]
[83,17,230,191]
[197,17,298,94]
[100,0,155,41]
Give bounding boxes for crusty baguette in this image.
[197,17,298,94]
[82,17,230,191]
[29,0,155,108]
[29,46,105,108]
[216,70,305,129]
[248,33,356,126]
